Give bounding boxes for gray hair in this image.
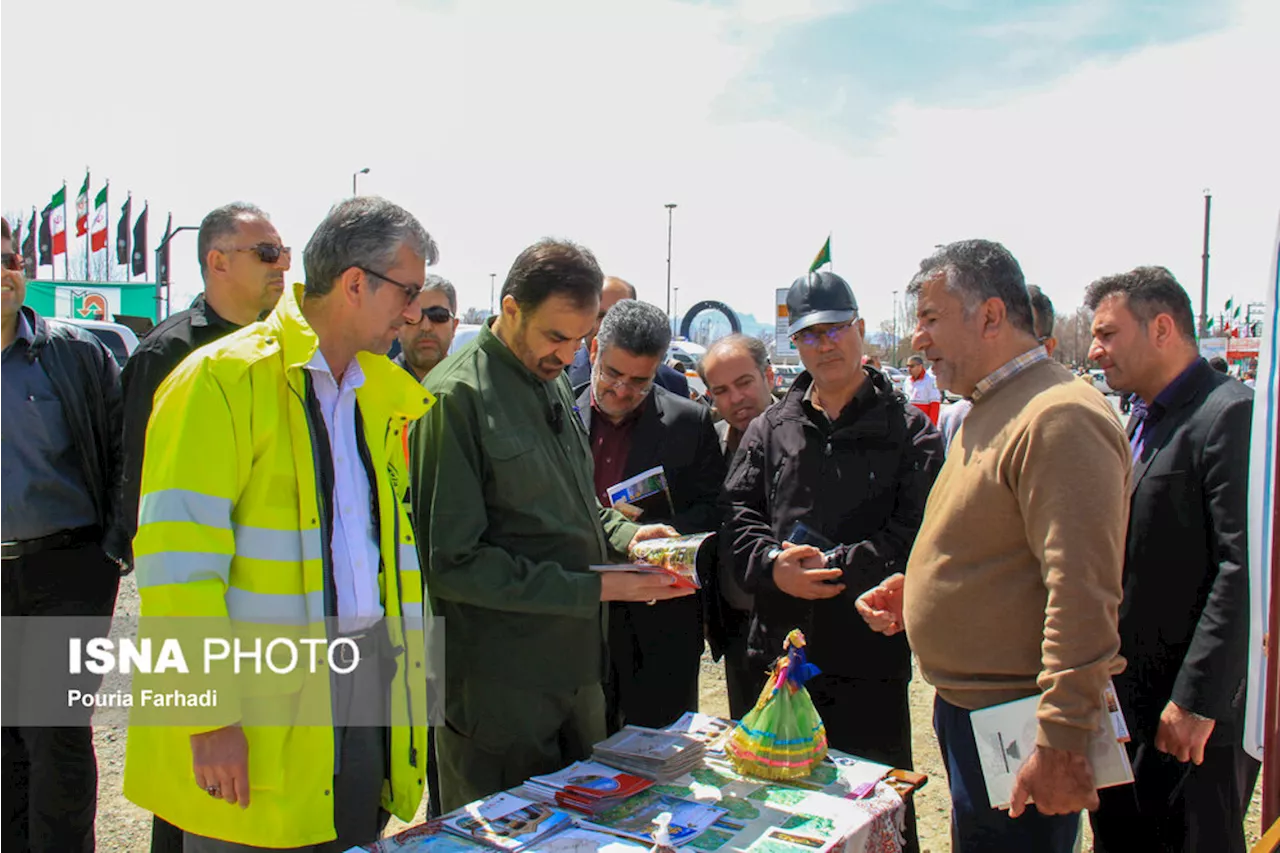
[906,239,1035,337]
[596,300,671,358]
[197,202,268,280]
[303,196,439,297]
[697,333,769,385]
[422,274,457,313]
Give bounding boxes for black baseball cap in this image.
[786,271,859,336]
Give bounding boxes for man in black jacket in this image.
[1085,267,1259,852]
[115,202,290,853]
[1,217,126,851]
[576,299,725,731]
[724,272,942,853]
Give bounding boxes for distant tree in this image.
[1052,306,1096,368]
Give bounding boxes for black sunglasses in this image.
[2,252,23,272]
[354,266,424,305]
[229,243,291,264]
[405,305,454,327]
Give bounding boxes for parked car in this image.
[449,323,482,355]
[773,364,803,393]
[1089,369,1117,396]
[51,318,139,367]
[882,365,907,395]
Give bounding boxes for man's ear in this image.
[982,297,1008,338]
[337,266,365,304]
[589,336,599,365]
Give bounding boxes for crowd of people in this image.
[0,200,1261,853]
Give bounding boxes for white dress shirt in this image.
[904,370,943,404]
[305,350,383,634]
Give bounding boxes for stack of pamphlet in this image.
[665,712,734,755]
[525,761,654,815]
[592,725,705,782]
[441,792,575,852]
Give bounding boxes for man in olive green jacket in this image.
[411,239,692,812]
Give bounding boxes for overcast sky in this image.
[3,0,1277,332]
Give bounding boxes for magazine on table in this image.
[525,761,655,814]
[970,680,1134,810]
[441,792,575,851]
[665,712,735,753]
[589,532,715,591]
[577,790,727,846]
[592,725,706,781]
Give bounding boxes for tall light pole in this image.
[1200,189,1212,338]
[673,286,680,326]
[353,167,370,196]
[489,272,497,317]
[891,289,899,365]
[664,203,677,323]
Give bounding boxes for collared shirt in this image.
[1,314,99,540]
[305,350,383,634]
[1130,358,1205,463]
[800,370,876,427]
[969,345,1050,404]
[590,390,644,506]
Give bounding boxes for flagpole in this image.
[104,180,111,283]
[62,180,70,281]
[84,168,91,281]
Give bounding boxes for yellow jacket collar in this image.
[268,282,435,422]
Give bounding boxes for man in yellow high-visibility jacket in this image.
[123,196,438,851]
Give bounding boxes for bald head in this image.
[589,276,640,345]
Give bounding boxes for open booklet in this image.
[590,532,715,590]
[605,466,675,522]
[970,680,1134,810]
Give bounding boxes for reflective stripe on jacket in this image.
[123,282,433,848]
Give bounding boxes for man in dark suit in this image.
[567,276,690,398]
[1085,266,1259,852]
[575,299,724,731]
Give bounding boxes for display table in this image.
[355,749,925,853]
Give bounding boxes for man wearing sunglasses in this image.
[120,202,290,853]
[122,197,436,851]
[1,218,129,851]
[395,274,458,382]
[575,299,725,733]
[723,271,942,853]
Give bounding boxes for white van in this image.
[50,318,140,366]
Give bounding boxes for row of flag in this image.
[13,172,172,283]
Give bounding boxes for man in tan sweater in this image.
[856,239,1130,853]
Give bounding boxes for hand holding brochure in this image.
[590,533,715,590]
[969,681,1134,810]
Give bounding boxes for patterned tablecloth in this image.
[356,750,908,853]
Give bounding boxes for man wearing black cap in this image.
[723,272,943,853]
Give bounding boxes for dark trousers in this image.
[1091,732,1261,853]
[721,606,763,721]
[808,675,918,853]
[1,540,120,853]
[605,597,702,732]
[933,695,1078,853]
[436,679,606,814]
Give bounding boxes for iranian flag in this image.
[50,186,67,255]
[90,186,109,252]
[75,174,90,236]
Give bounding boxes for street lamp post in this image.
[674,286,680,326]
[664,203,677,323]
[155,225,200,320]
[891,289,899,365]
[490,273,497,317]
[353,167,370,196]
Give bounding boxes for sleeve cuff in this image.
[1034,718,1093,755]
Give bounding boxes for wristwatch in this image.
[765,547,783,568]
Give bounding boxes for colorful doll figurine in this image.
[726,628,828,780]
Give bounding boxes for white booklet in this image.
[970,681,1134,810]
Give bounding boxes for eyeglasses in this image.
[354,265,424,306]
[405,305,454,327]
[2,252,23,272]
[228,243,291,265]
[595,363,655,396]
[791,319,857,348]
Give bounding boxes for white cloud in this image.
[2,0,1276,340]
